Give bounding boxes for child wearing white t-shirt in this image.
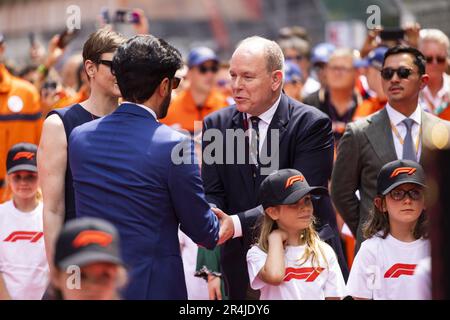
[246,169,346,300]
[0,143,49,300]
[347,160,430,300]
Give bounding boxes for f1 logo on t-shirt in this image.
[3,231,43,243]
[384,263,417,278]
[284,267,324,282]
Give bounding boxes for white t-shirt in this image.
[0,200,49,300]
[347,233,430,300]
[247,242,346,300]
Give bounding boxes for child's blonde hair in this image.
[257,210,328,269]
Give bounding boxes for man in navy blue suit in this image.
[201,36,348,299]
[68,35,220,300]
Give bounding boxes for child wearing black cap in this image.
[347,160,429,300]
[50,217,127,300]
[0,143,49,299]
[246,169,346,300]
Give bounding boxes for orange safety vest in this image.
[0,64,42,202]
[161,88,229,133]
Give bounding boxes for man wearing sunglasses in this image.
[68,35,221,300]
[162,47,228,134]
[331,45,450,253]
[418,29,450,120]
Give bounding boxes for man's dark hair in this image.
[382,45,426,75]
[112,35,182,103]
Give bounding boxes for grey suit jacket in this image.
[331,107,450,251]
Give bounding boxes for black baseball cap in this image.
[377,160,427,196]
[6,143,38,174]
[259,169,328,209]
[54,217,123,270]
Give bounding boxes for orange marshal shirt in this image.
[0,64,42,202]
[161,88,229,133]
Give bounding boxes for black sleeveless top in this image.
[47,104,99,223]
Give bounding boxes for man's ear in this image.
[158,77,170,97]
[271,70,283,91]
[265,206,280,221]
[419,73,430,90]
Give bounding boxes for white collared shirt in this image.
[245,94,282,153]
[419,73,450,114]
[385,103,422,161]
[122,101,158,121]
[231,94,282,239]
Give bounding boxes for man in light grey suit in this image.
[331,45,450,251]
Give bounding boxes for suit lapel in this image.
[365,108,397,163]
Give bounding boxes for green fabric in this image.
[196,246,228,299]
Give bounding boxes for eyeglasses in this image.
[327,65,354,73]
[11,173,38,183]
[98,60,113,68]
[286,55,304,61]
[380,67,415,80]
[389,188,424,201]
[171,77,181,90]
[425,56,447,64]
[198,64,219,74]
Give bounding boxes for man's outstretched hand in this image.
[212,207,234,245]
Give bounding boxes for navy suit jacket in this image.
[69,103,219,300]
[202,93,348,299]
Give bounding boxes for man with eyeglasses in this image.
[331,45,450,253]
[161,47,228,134]
[68,35,221,300]
[38,28,125,271]
[304,48,361,146]
[418,29,450,120]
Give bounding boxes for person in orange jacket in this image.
[0,34,42,203]
[161,47,229,134]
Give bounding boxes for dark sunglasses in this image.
[98,60,113,68]
[198,64,219,74]
[425,56,446,64]
[389,188,424,201]
[42,81,57,90]
[171,77,181,90]
[380,67,415,80]
[11,173,38,183]
[286,55,303,61]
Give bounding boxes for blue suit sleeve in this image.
[168,137,219,249]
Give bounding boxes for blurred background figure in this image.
[354,46,389,120]
[304,48,359,146]
[418,28,450,120]
[215,61,234,105]
[0,34,42,203]
[309,42,336,90]
[49,217,127,300]
[283,60,303,101]
[278,33,319,100]
[161,47,228,134]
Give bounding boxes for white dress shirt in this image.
[123,101,158,121]
[385,103,422,161]
[231,94,282,239]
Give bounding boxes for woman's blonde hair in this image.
[256,210,328,269]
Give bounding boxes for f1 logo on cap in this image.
[72,230,113,248]
[285,175,304,189]
[13,152,35,161]
[390,167,416,178]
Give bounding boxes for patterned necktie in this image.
[249,116,261,168]
[402,118,417,161]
